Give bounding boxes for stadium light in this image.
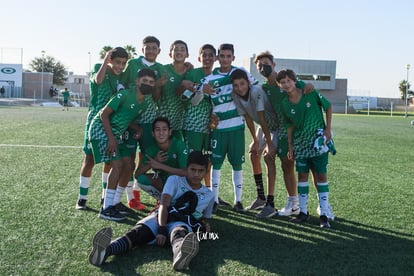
[405,64,410,118]
[41,50,45,100]
[88,51,91,76]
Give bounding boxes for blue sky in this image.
[1,0,413,98]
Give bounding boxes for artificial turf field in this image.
[0,106,413,275]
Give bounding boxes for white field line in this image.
[0,144,81,149]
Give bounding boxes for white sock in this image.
[232,170,243,203]
[317,182,329,215]
[126,180,134,201]
[79,176,91,200]
[103,189,115,209]
[211,169,221,203]
[297,182,309,214]
[113,186,125,205]
[101,172,109,200]
[133,180,141,190]
[288,195,299,207]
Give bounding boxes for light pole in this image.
[41,50,45,100]
[88,51,91,76]
[405,64,410,118]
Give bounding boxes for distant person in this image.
[49,86,55,98]
[61,88,70,111]
[88,151,214,270]
[0,86,5,98]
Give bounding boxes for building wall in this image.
[245,56,346,113]
[22,72,53,99]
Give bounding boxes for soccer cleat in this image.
[290,212,310,223]
[320,215,331,228]
[317,204,335,221]
[256,204,277,218]
[99,205,126,221]
[75,199,87,210]
[277,200,300,216]
[128,199,146,211]
[218,197,231,206]
[89,227,113,266]
[245,197,266,210]
[172,232,199,270]
[114,202,134,215]
[233,201,245,213]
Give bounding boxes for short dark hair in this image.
[187,151,209,169]
[276,69,296,83]
[152,116,170,131]
[218,43,234,55]
[142,36,160,47]
[137,68,156,79]
[111,47,129,59]
[254,51,274,64]
[199,44,216,56]
[230,68,248,83]
[170,40,189,54]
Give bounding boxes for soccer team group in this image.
[79,36,336,270]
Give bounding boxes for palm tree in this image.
[124,45,137,59]
[398,80,410,100]
[99,46,113,59]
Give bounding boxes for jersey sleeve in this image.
[255,87,266,112]
[162,175,179,197]
[107,90,128,112]
[313,90,331,111]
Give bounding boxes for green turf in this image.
[0,107,413,275]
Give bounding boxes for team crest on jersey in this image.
[130,104,135,109]
[198,192,206,201]
[170,76,175,82]
[290,108,296,115]
[117,93,122,98]
[172,153,177,159]
[306,102,311,108]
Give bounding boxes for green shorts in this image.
[251,127,278,152]
[82,124,93,155]
[138,123,156,154]
[296,152,329,174]
[90,138,130,164]
[277,126,289,158]
[122,128,139,155]
[210,128,245,168]
[184,131,210,154]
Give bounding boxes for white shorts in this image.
[249,127,278,152]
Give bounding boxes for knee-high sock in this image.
[232,170,243,203]
[211,169,221,203]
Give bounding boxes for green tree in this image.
[29,55,67,85]
[124,44,137,59]
[99,45,137,60]
[99,45,113,59]
[399,80,411,100]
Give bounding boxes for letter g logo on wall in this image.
[1,67,16,74]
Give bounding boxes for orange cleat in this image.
[128,199,146,211]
